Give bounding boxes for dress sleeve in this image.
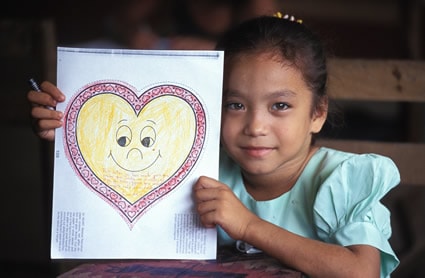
[313,153,400,277]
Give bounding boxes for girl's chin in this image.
[239,164,275,176]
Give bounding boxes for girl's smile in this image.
[240,146,275,159]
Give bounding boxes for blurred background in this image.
[1,0,424,277]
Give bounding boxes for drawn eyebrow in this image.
[117,119,156,125]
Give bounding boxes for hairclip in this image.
[273,11,303,24]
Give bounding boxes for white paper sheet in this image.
[51,47,223,259]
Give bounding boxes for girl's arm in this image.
[27,81,65,141]
[245,216,380,278]
[193,176,380,278]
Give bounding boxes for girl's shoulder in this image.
[307,147,400,202]
[300,147,400,214]
[310,146,400,233]
[310,147,400,185]
[311,147,401,276]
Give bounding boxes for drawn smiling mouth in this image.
[109,150,162,172]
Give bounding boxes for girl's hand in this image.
[27,81,65,141]
[193,176,259,241]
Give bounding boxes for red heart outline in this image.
[63,81,206,228]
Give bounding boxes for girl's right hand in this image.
[27,81,65,141]
[193,176,259,241]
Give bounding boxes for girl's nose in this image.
[243,110,267,136]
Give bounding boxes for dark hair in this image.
[217,16,328,109]
[216,15,330,143]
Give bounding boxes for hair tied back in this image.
[273,11,303,24]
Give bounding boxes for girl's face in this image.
[221,52,327,177]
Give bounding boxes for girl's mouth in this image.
[241,146,273,158]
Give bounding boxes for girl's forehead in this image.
[225,52,299,76]
[226,50,296,69]
[225,57,309,95]
[222,51,315,101]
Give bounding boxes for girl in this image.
[28,14,399,278]
[193,15,400,277]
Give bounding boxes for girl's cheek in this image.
[221,116,235,132]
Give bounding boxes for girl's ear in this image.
[311,96,328,134]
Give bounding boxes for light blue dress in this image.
[218,147,400,278]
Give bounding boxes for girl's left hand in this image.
[193,176,259,241]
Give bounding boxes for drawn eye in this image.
[116,125,132,147]
[141,137,154,148]
[140,126,156,148]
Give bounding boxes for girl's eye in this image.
[272,102,290,111]
[226,103,244,110]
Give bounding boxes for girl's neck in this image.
[242,146,319,201]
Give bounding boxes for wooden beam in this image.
[327,59,425,102]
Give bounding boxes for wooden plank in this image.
[327,59,425,102]
[317,139,425,186]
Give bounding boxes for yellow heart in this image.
[64,82,205,225]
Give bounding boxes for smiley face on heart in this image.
[63,82,206,227]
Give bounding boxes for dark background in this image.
[1,0,424,277]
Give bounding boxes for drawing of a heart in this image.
[63,82,206,227]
